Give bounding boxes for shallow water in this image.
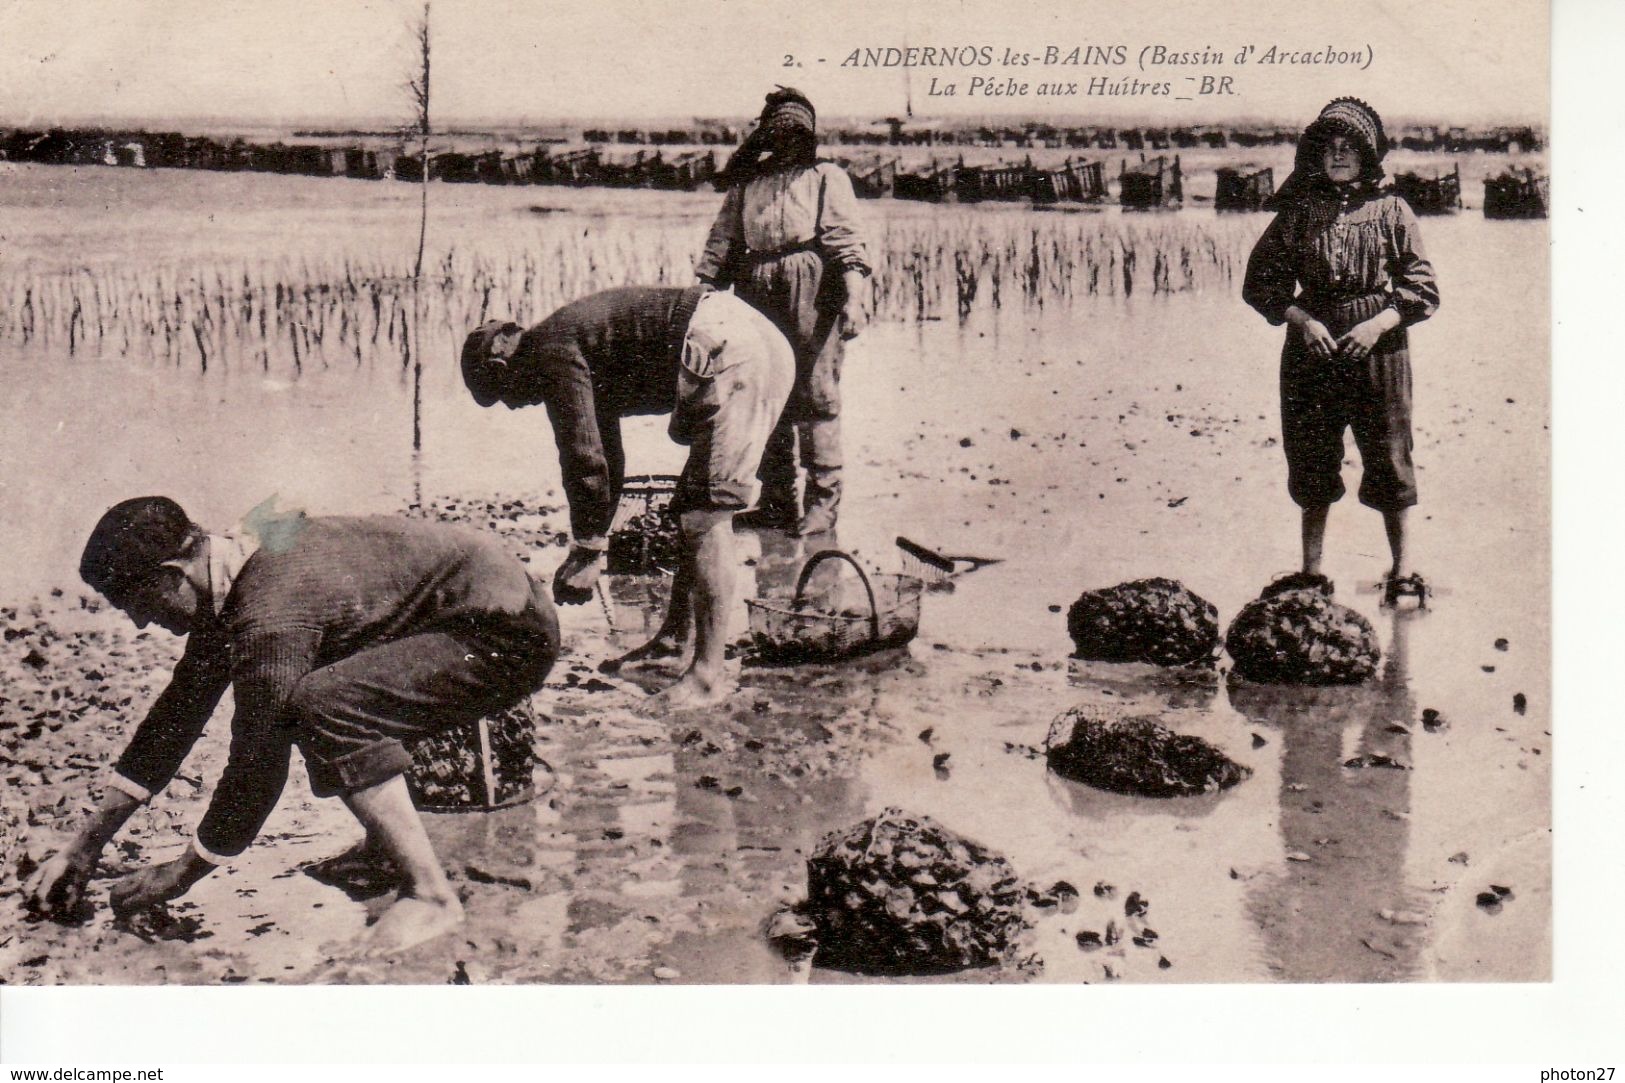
[0,169,1548,984]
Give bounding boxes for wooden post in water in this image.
[407,2,431,453]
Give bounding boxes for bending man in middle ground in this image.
[462,285,793,708]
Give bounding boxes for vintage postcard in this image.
[0,0,1551,1008]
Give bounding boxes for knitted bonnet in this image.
[1305,96,1387,165]
[760,86,816,137]
[1270,96,1389,207]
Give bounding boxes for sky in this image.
[0,0,1549,127]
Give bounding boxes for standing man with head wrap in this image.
[697,87,872,537]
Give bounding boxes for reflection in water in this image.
[1230,610,1421,982]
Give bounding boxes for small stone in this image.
[1124,891,1148,918]
[918,727,934,744]
[1448,852,1470,865]
[1287,851,1312,863]
[1133,928,1159,946]
[1481,665,1496,673]
[1251,732,1267,748]
[1475,892,1503,913]
[1494,638,1509,651]
[1378,908,1427,926]
[1093,881,1116,899]
[1075,930,1103,950]
[652,966,681,981]
[1387,723,1412,735]
[932,752,951,770]
[1513,693,1527,715]
[696,776,720,790]
[1158,955,1172,970]
[1104,919,1122,945]
[1286,783,1308,793]
[1490,884,1514,899]
[958,437,974,448]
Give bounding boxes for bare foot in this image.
[601,633,686,673]
[643,667,737,713]
[361,894,465,956]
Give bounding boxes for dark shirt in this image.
[1243,187,1440,328]
[113,516,539,857]
[502,286,709,544]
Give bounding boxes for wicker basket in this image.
[746,550,924,664]
[404,700,542,812]
[606,474,681,575]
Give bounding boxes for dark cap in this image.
[80,496,196,602]
[461,320,521,407]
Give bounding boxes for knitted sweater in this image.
[502,286,709,545]
[113,516,538,858]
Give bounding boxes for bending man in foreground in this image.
[25,498,559,954]
[461,285,793,707]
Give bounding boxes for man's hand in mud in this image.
[22,848,96,922]
[109,853,210,915]
[552,547,606,605]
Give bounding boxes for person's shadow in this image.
[1228,608,1424,981]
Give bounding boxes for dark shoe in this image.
[1382,572,1430,608]
[1261,571,1335,601]
[736,503,797,531]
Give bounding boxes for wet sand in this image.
[0,173,1548,984]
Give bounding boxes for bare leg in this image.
[650,515,737,709]
[602,564,694,672]
[1300,504,1330,576]
[342,774,464,955]
[1382,507,1409,579]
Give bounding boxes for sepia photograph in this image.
[0,0,1557,1016]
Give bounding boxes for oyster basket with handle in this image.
[607,473,680,575]
[746,549,924,664]
[404,700,544,812]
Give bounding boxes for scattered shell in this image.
[1378,908,1428,926]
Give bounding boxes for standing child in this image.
[1242,98,1440,602]
[696,87,871,536]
